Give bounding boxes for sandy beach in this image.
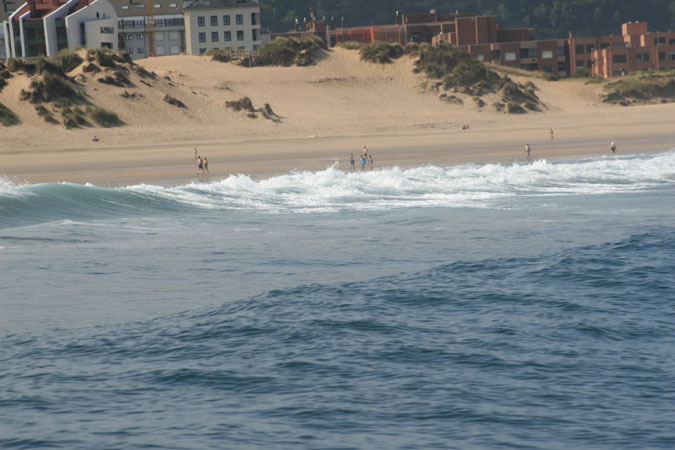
[1,47,674,186]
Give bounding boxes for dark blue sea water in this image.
[1,152,675,449]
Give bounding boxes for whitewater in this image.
[1,151,674,449]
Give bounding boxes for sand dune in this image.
[1,47,674,185]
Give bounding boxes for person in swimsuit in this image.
[349,153,355,172]
[203,157,209,174]
[524,143,531,162]
[360,154,366,171]
[194,148,198,160]
[197,156,203,174]
[549,128,554,140]
[610,142,616,154]
[92,136,99,142]
[368,154,374,171]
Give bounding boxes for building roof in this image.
[109,0,187,17]
[183,0,258,10]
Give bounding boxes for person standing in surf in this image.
[610,142,616,154]
[360,153,366,171]
[368,154,374,171]
[524,143,531,162]
[349,153,355,172]
[197,156,203,174]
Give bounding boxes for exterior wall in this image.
[84,16,116,49]
[593,44,675,78]
[1,21,7,59]
[185,4,261,55]
[43,0,79,57]
[118,15,184,60]
[64,0,117,52]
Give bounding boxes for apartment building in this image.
[184,0,261,55]
[111,0,185,60]
[570,22,675,78]
[3,0,117,59]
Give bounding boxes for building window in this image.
[543,65,553,73]
[237,30,244,41]
[100,27,114,34]
[636,53,650,63]
[504,52,516,61]
[126,35,133,40]
[252,29,258,41]
[542,50,553,59]
[613,42,626,48]
[154,4,160,8]
[121,5,128,9]
[670,39,675,45]
[128,48,134,54]
[520,48,536,58]
[224,31,231,41]
[137,4,144,8]
[236,14,243,25]
[557,46,565,57]
[585,44,594,53]
[520,48,529,59]
[223,15,230,25]
[558,62,566,73]
[138,47,144,53]
[198,32,206,43]
[170,3,176,7]
[613,54,627,64]
[199,48,206,54]
[476,54,484,62]
[669,52,675,61]
[211,31,219,42]
[197,16,205,27]
[251,13,257,25]
[137,34,143,39]
[576,60,585,70]
[491,50,500,61]
[575,44,584,54]
[600,43,610,49]
[655,36,666,45]
[659,52,666,61]
[210,15,217,26]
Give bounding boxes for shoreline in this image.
[1,123,674,187]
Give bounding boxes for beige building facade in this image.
[184,0,261,55]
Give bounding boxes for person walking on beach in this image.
[610,142,616,154]
[349,153,355,172]
[524,143,531,162]
[362,146,368,159]
[194,148,198,160]
[360,153,366,171]
[368,154,374,171]
[203,157,209,174]
[197,156,203,174]
[549,128,554,140]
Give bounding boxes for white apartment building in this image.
[184,0,261,55]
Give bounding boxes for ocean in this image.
[1,151,674,449]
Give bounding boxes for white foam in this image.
[125,151,675,213]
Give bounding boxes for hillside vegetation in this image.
[601,70,675,105]
[342,41,543,113]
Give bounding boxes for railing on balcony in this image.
[118,18,184,30]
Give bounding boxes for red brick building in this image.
[274,9,675,79]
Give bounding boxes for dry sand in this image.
[1,47,674,186]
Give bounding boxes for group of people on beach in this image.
[349,146,374,171]
[523,129,617,162]
[194,148,209,175]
